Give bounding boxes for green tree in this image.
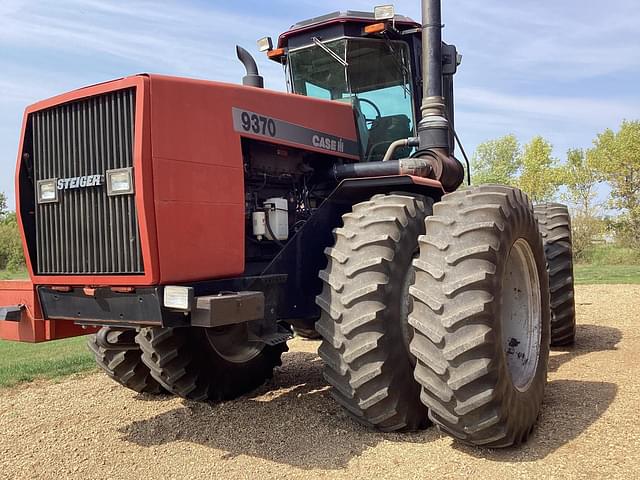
[517,136,562,202]
[591,120,640,247]
[471,134,521,185]
[0,191,25,271]
[0,215,24,271]
[0,192,7,221]
[561,149,604,258]
[562,149,601,214]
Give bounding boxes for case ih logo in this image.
[312,135,345,153]
[57,175,105,190]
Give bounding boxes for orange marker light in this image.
[83,287,97,297]
[267,48,285,59]
[111,286,135,293]
[51,286,72,293]
[364,22,386,34]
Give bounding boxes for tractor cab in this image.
[262,8,459,161]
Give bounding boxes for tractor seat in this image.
[365,114,412,162]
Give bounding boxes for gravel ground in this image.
[1,284,638,480]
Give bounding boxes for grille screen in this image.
[32,88,144,275]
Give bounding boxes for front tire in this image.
[315,193,431,432]
[88,327,164,394]
[409,185,550,447]
[137,326,287,401]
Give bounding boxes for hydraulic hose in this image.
[382,137,420,162]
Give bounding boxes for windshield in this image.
[288,38,415,160]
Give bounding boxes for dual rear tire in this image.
[315,193,431,431]
[534,203,576,346]
[317,187,555,447]
[409,186,550,447]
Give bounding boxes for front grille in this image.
[32,88,144,275]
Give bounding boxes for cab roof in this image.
[277,10,420,49]
[290,10,418,30]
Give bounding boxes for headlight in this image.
[163,286,194,311]
[37,179,58,204]
[106,167,134,196]
[256,36,273,52]
[374,4,395,20]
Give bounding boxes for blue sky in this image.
[1,0,639,208]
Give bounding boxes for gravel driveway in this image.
[1,284,638,479]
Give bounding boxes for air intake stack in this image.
[416,0,464,190]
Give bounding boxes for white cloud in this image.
[452,0,640,80]
[457,87,640,127]
[453,85,639,162]
[0,1,281,77]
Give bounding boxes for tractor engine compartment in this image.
[242,138,338,273]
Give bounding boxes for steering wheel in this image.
[357,98,382,125]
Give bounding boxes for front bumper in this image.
[37,276,285,330]
[0,280,94,342]
[38,286,189,328]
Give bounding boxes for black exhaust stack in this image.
[418,0,447,148]
[416,0,464,191]
[236,45,264,88]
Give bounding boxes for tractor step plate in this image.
[191,291,265,328]
[259,330,294,346]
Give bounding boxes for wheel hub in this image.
[500,238,542,392]
[204,324,264,364]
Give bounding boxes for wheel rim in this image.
[500,238,542,392]
[204,325,264,364]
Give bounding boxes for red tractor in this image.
[0,1,576,447]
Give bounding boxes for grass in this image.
[0,335,95,388]
[574,245,640,284]
[574,264,640,285]
[579,244,640,266]
[0,268,28,280]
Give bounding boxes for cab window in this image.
[288,38,415,161]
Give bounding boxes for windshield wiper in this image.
[381,35,412,98]
[312,37,349,68]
